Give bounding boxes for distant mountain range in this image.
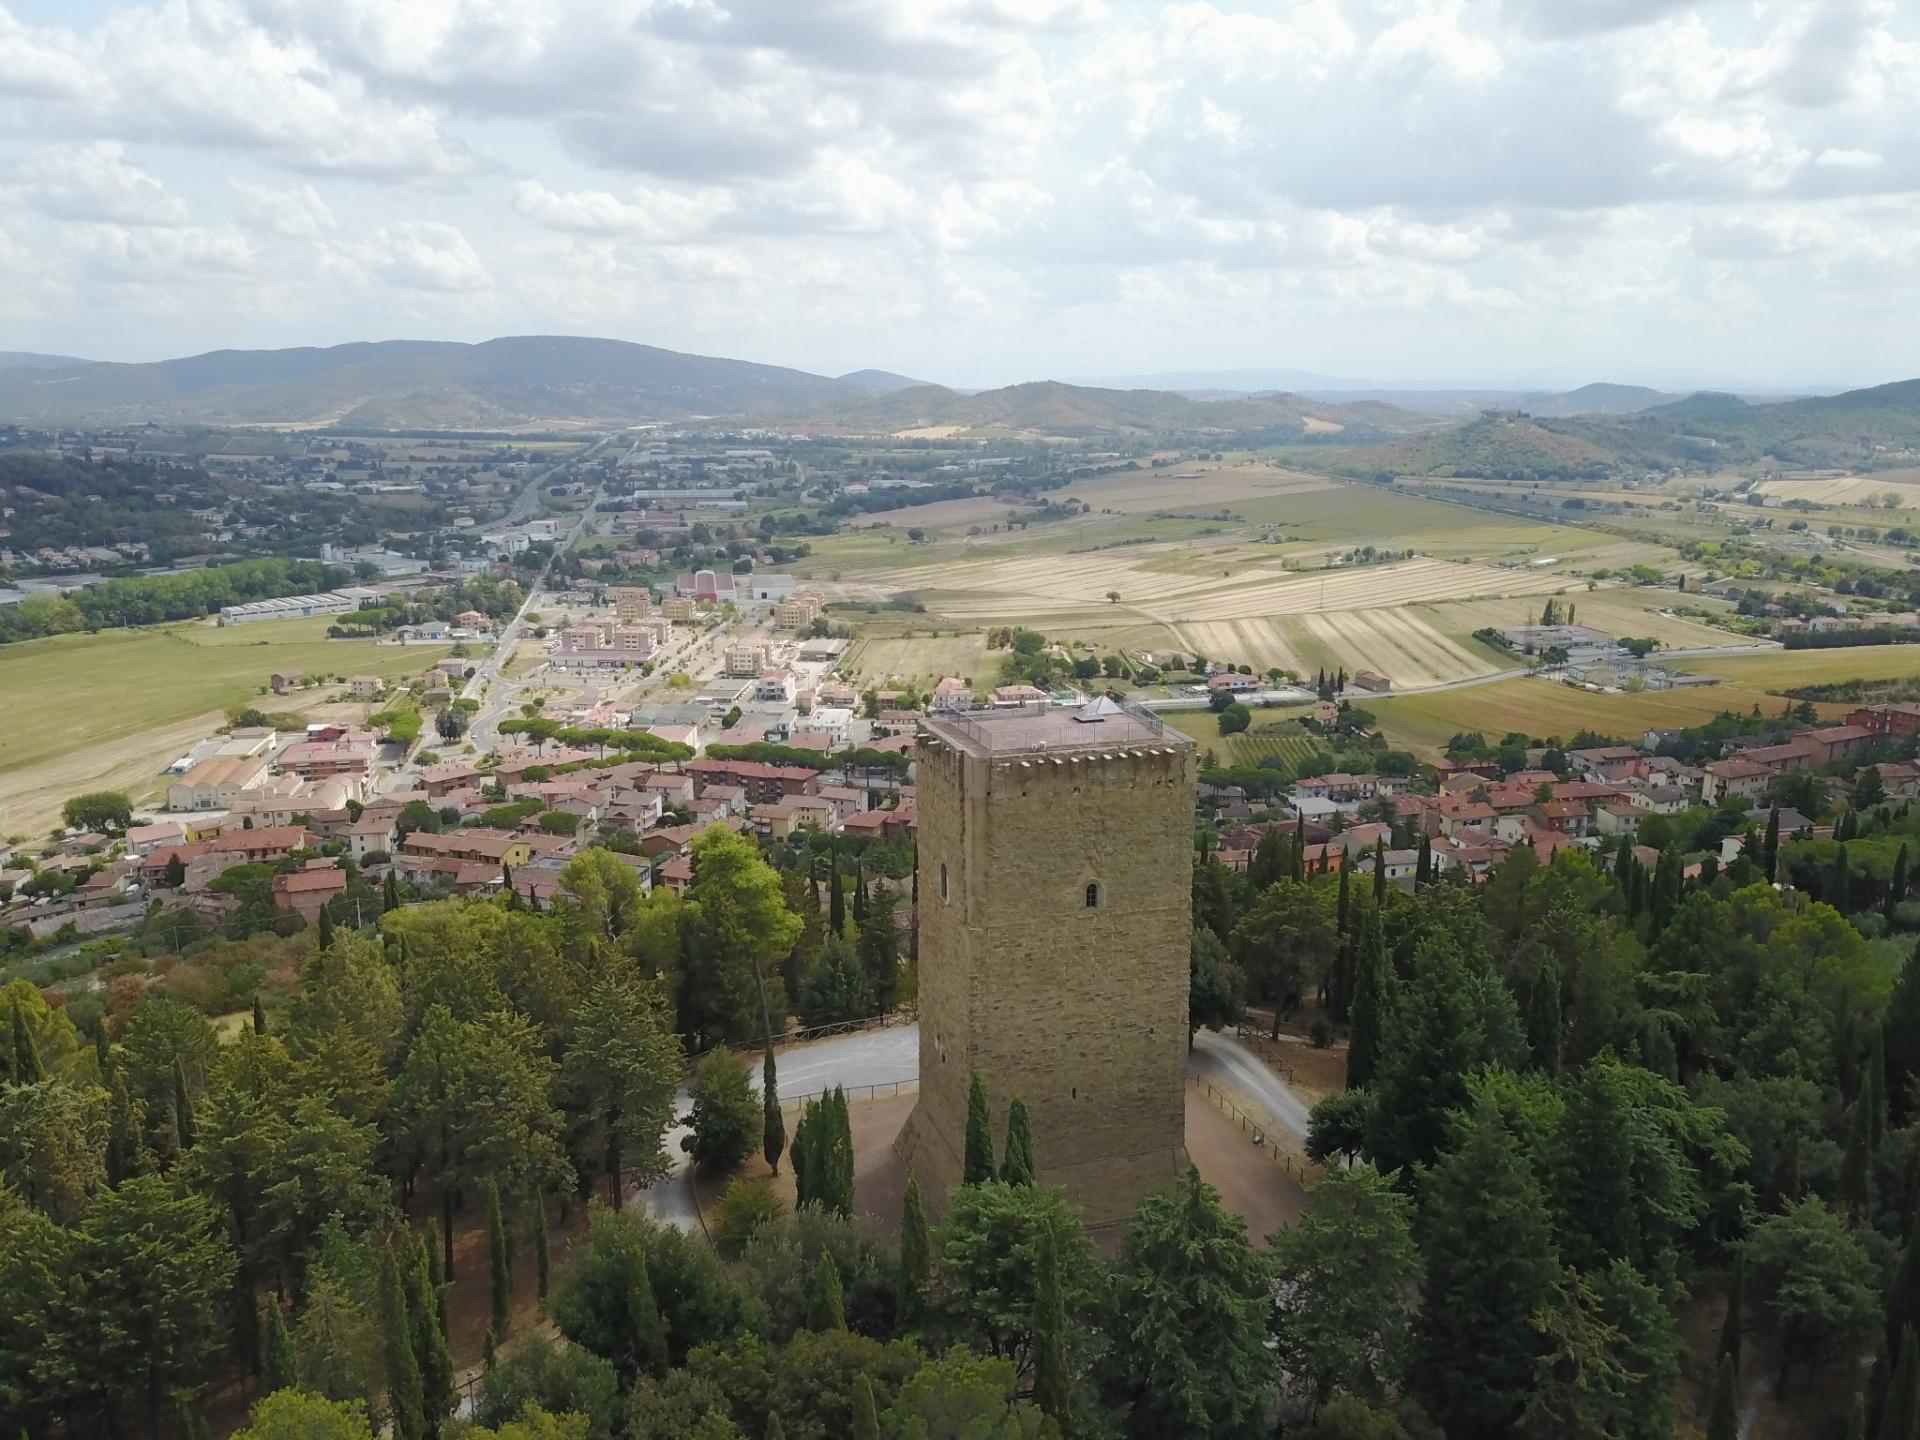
[0,336,1904,454]
[0,336,1424,438]
[0,336,929,429]
[1329,379,1920,478]
[0,351,91,371]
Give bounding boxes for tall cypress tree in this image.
[1372,836,1387,906]
[379,1253,425,1440]
[1032,1222,1072,1426]
[763,1049,786,1176]
[409,1238,455,1430]
[532,1190,551,1302]
[383,868,401,912]
[1001,1097,1037,1185]
[316,905,335,950]
[1891,844,1912,924]
[1720,1254,1745,1375]
[1524,950,1562,1077]
[486,1180,512,1338]
[251,995,266,1036]
[1415,834,1432,888]
[898,1176,931,1326]
[852,865,869,924]
[1833,842,1853,914]
[1705,1352,1738,1440]
[263,1297,298,1394]
[10,1006,41,1085]
[1871,1027,1890,1152]
[1345,906,1391,1091]
[1763,806,1781,881]
[1843,1097,1874,1226]
[633,1252,669,1378]
[851,1374,881,1440]
[812,1249,847,1331]
[828,859,846,935]
[1887,1329,1920,1440]
[172,1055,196,1151]
[963,1072,995,1184]
[1412,1100,1559,1439]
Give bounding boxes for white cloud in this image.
[337,222,491,293]
[7,142,188,226]
[231,178,337,238]
[0,0,1917,385]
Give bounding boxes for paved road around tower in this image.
[636,1021,1312,1230]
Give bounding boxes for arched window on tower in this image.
[1085,881,1100,910]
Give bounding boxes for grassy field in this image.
[1683,645,1920,692]
[1161,709,1327,770]
[0,618,451,834]
[841,631,991,690]
[1365,675,1848,756]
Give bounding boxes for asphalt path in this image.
[636,1022,1316,1230]
[637,1023,922,1231]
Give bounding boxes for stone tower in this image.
[897,698,1194,1227]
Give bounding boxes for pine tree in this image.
[963,1072,995,1184]
[1345,906,1391,1090]
[1032,1222,1072,1426]
[1705,1352,1738,1440]
[263,1297,298,1394]
[1001,1097,1037,1185]
[10,1006,41,1084]
[316,905,335,950]
[763,1049,786,1176]
[379,1253,425,1440]
[851,1373,881,1440]
[251,995,266,1036]
[1720,1255,1745,1375]
[1763,806,1781,881]
[172,1055,196,1151]
[532,1190,551,1302]
[812,1249,847,1331]
[1524,950,1562,1077]
[384,869,401,912]
[898,1175,931,1326]
[486,1180,512,1338]
[408,1238,455,1430]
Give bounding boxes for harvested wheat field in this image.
[1752,474,1920,508]
[1414,592,1743,652]
[1064,463,1335,514]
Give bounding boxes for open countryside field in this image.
[1366,675,1849,756]
[1683,645,1920,692]
[1162,709,1326,770]
[1412,592,1742,652]
[0,618,451,834]
[841,631,991,690]
[1752,473,1920,508]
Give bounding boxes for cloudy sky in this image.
[0,0,1914,389]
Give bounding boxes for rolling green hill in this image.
[1328,378,1920,479]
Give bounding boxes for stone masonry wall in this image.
[898,733,1194,1228]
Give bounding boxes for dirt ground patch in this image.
[1186,1086,1307,1242]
